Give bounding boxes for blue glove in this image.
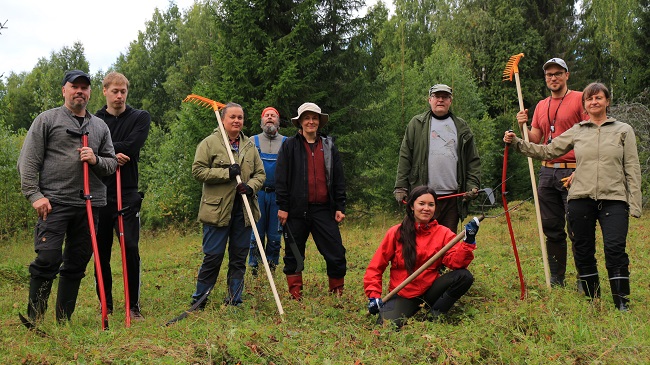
[464,217,480,244]
[368,297,383,315]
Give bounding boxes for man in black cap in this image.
[17,70,117,326]
[394,84,481,233]
[515,58,588,288]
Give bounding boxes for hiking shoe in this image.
[129,308,145,321]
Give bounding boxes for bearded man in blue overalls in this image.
[249,107,287,275]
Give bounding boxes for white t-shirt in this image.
[427,116,458,194]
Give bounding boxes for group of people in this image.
[18,70,150,325]
[18,54,641,331]
[504,62,641,311]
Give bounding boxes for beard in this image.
[263,123,278,135]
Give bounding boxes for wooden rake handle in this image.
[502,54,551,289]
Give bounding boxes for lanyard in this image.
[546,89,569,142]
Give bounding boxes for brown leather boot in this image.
[328,277,344,296]
[286,273,303,300]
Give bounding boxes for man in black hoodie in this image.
[95,72,151,320]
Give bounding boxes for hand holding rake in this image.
[183,94,284,316]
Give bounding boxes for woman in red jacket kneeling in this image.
[363,186,479,329]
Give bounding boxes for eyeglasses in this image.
[430,94,451,100]
[544,71,565,79]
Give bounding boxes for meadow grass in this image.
[1,202,649,364]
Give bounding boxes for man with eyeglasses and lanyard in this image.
[516,58,588,288]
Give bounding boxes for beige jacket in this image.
[511,117,642,217]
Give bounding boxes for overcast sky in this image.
[0,0,387,78]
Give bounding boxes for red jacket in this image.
[364,220,476,299]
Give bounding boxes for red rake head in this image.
[182,94,226,111]
[503,53,525,82]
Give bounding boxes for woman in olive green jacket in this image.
[190,102,265,308]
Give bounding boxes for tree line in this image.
[1,0,649,237]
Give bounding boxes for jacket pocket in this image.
[198,195,223,224]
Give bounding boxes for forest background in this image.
[2,0,650,238]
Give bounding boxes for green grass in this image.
[2,202,650,364]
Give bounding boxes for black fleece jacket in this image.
[95,105,151,198]
[275,132,346,218]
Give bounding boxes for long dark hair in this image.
[398,186,437,273]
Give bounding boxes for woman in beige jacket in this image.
[504,82,641,311]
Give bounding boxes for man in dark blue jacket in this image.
[95,72,151,320]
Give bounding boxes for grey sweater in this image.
[17,106,117,207]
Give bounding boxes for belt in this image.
[542,162,576,169]
[262,187,275,193]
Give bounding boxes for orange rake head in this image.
[182,94,226,111]
[503,53,525,82]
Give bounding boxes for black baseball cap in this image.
[62,70,91,86]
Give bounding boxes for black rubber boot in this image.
[548,256,564,287]
[55,277,82,322]
[579,273,601,299]
[608,268,630,311]
[429,291,460,320]
[27,277,54,322]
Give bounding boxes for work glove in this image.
[393,188,408,204]
[228,163,241,180]
[236,183,253,196]
[464,217,480,244]
[463,187,479,201]
[368,297,383,315]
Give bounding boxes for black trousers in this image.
[433,195,459,233]
[95,192,143,310]
[378,269,474,328]
[282,204,346,278]
[567,199,630,276]
[538,166,576,278]
[30,202,95,281]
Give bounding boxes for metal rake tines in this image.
[182,94,226,111]
[502,53,525,81]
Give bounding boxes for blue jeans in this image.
[249,190,281,268]
[193,198,251,305]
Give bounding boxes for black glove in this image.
[368,297,383,315]
[464,217,480,244]
[228,163,241,180]
[236,183,253,196]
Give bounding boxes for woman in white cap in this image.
[275,102,347,300]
